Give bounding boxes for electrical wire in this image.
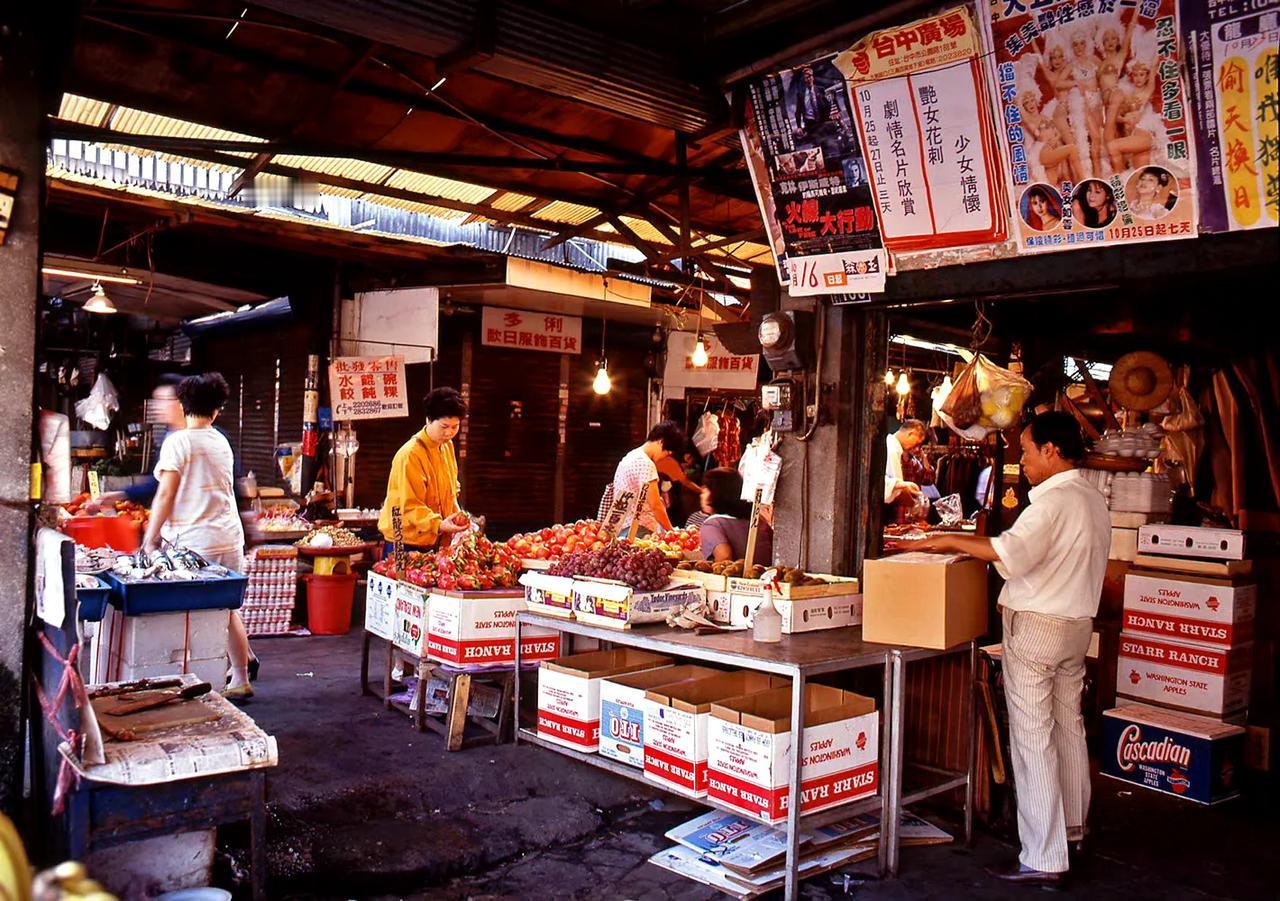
[794,306,826,442]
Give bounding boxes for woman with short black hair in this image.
[698,468,773,563]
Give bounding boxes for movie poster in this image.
[739,56,889,295]
[982,0,1199,253]
[1182,0,1278,232]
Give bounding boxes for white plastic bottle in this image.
[753,585,782,643]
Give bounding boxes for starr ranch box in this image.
[598,664,719,767]
[425,590,561,667]
[1122,570,1256,647]
[1101,702,1245,804]
[707,684,879,824]
[536,648,672,751]
[1116,633,1252,717]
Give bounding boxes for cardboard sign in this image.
[392,581,430,657]
[481,306,582,354]
[328,355,408,421]
[364,571,398,641]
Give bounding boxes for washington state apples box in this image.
[364,571,398,640]
[519,571,576,619]
[571,578,704,630]
[642,671,786,798]
[1101,702,1246,804]
[535,648,672,752]
[1122,571,1256,647]
[712,591,863,634]
[424,590,561,667]
[598,664,719,767]
[707,684,879,824]
[1117,632,1252,717]
[1138,524,1245,560]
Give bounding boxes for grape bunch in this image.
[548,541,674,592]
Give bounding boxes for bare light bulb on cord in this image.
[884,369,896,386]
[691,336,709,367]
[593,361,612,395]
[895,371,911,396]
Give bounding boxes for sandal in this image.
[223,683,255,704]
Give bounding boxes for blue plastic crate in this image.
[76,576,112,621]
[105,571,248,615]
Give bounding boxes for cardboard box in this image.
[1101,703,1245,804]
[90,606,230,685]
[1111,511,1165,529]
[519,571,576,619]
[1122,571,1256,647]
[675,569,729,592]
[1117,632,1252,717]
[1138,525,1245,560]
[1110,527,1138,562]
[536,648,673,751]
[426,590,561,666]
[643,672,786,797]
[571,578,704,630]
[861,553,988,649]
[391,581,430,657]
[599,664,719,766]
[364,571,397,640]
[725,575,860,600]
[712,591,863,634]
[1133,554,1252,578]
[706,684,879,824]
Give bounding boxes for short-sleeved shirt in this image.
[602,447,659,533]
[700,514,773,565]
[154,427,244,558]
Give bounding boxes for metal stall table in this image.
[514,613,893,901]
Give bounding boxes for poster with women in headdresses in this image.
[981,0,1199,253]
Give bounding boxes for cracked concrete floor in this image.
[231,629,1280,900]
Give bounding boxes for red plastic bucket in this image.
[303,573,359,635]
[63,516,142,552]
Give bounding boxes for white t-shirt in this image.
[154,427,244,558]
[603,446,660,533]
[884,433,906,503]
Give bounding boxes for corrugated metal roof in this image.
[106,103,264,146]
[273,154,396,185]
[532,199,601,225]
[618,215,673,245]
[488,191,537,212]
[383,170,497,205]
[58,94,113,126]
[369,193,471,222]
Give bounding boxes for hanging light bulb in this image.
[884,368,896,386]
[691,336,709,367]
[82,282,118,315]
[895,371,911,396]
[593,360,612,395]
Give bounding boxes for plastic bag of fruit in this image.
[938,354,1032,438]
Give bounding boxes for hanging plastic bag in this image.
[938,354,1032,439]
[692,411,720,456]
[74,372,120,430]
[1160,368,1204,494]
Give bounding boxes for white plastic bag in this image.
[938,354,1032,439]
[74,372,119,430]
[692,411,720,456]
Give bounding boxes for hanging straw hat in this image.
[1109,351,1174,411]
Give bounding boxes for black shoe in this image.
[986,862,1066,887]
[248,656,260,682]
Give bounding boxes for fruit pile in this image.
[677,559,833,586]
[296,525,361,548]
[548,541,675,592]
[63,493,149,525]
[629,527,701,557]
[506,520,614,561]
[372,533,520,591]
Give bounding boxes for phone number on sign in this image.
[338,400,395,417]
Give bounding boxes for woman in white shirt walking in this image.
[141,373,256,701]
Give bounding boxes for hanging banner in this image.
[982,0,1199,253]
[738,56,889,294]
[480,306,583,354]
[329,355,409,421]
[663,332,760,391]
[836,7,1009,253]
[1182,0,1278,232]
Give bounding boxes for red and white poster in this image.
[836,7,1009,253]
[328,354,408,421]
[481,306,582,354]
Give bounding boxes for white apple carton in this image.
[1138,525,1245,560]
[571,577,704,630]
[1117,632,1252,717]
[642,671,786,798]
[707,684,879,825]
[599,664,719,767]
[364,571,398,640]
[535,648,672,752]
[519,570,576,619]
[1123,571,1256,647]
[712,591,863,634]
[425,589,561,667]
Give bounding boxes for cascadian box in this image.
[425,590,561,667]
[643,672,785,798]
[1137,525,1245,560]
[598,664,719,767]
[862,553,988,649]
[536,648,672,752]
[1101,703,1246,804]
[571,578,704,630]
[391,581,431,657]
[1116,633,1252,717]
[712,591,863,634]
[1122,571,1256,647]
[706,684,879,824]
[364,571,398,640]
[520,571,576,619]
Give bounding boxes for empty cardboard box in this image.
[537,648,673,751]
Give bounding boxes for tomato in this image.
[534,547,550,559]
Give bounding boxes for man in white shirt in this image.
[599,421,685,537]
[884,420,927,505]
[911,412,1109,886]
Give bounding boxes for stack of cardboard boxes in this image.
[1102,525,1250,804]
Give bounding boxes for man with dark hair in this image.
[378,387,470,552]
[884,419,928,505]
[599,421,686,536]
[911,411,1109,885]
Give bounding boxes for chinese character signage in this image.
[1182,0,1278,232]
[981,0,1199,253]
[663,332,760,391]
[480,306,582,353]
[837,7,1009,252]
[738,55,889,294]
[328,355,409,421]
